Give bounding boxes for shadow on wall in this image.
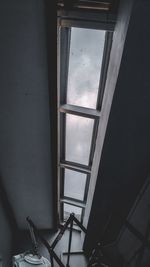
[117,175,150,266]
[0,176,18,267]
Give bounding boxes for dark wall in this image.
[84,0,150,259]
[0,0,56,265]
[0,0,54,229]
[117,174,150,266]
[0,200,13,267]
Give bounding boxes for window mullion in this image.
[60,27,71,105]
[60,161,91,174]
[59,18,114,32]
[60,104,101,119]
[96,31,113,110]
[60,198,86,209]
[62,195,86,205]
[83,174,91,203]
[88,119,99,166]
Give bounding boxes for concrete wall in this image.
[0,0,54,229]
[0,202,12,267]
[0,0,55,265]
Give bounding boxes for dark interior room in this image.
[0,0,150,266]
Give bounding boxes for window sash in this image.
[58,20,113,224]
[59,25,113,108]
[60,167,90,203]
[61,202,85,223]
[60,112,99,167]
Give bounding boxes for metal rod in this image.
[50,253,54,267]
[63,251,84,255]
[50,249,65,267]
[51,215,72,249]
[27,217,39,255]
[67,214,74,266]
[26,217,65,267]
[73,215,87,233]
[26,215,87,267]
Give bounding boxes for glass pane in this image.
[65,114,94,165]
[67,27,105,109]
[64,203,82,221]
[64,169,87,201]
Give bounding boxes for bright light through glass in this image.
[67,27,105,109]
[64,169,87,201]
[64,203,82,221]
[65,114,94,165]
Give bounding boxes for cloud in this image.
[63,28,105,205]
[64,168,86,200]
[66,114,94,165]
[67,27,105,109]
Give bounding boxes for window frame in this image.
[60,166,90,203]
[61,201,85,224]
[62,112,97,167]
[57,18,113,224]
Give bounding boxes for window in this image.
[64,169,87,201]
[65,114,94,165]
[63,203,83,222]
[67,27,105,109]
[58,20,113,224]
